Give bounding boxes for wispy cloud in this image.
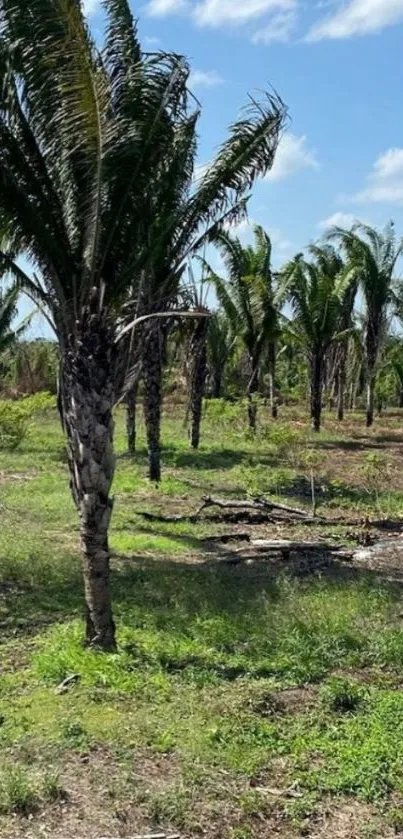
[83,0,100,16]
[352,148,403,205]
[193,0,295,27]
[146,0,299,42]
[266,133,320,182]
[147,0,187,15]
[318,211,361,230]
[306,0,403,41]
[252,8,297,42]
[189,69,224,88]
[226,218,293,253]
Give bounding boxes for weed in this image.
[320,677,368,713]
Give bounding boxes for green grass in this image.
[1,402,403,836]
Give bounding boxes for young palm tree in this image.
[329,223,403,428]
[333,279,358,421]
[0,284,27,384]
[207,312,234,398]
[280,245,353,432]
[211,226,280,429]
[0,1,286,644]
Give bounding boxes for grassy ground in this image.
[2,399,403,837]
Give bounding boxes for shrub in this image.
[0,402,30,449]
[0,392,56,450]
[320,677,367,713]
[260,422,302,463]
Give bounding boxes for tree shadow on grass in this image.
[3,538,403,684]
[310,439,386,453]
[160,447,262,472]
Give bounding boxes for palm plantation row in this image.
[194,220,403,437]
[0,0,402,653]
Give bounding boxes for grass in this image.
[1,400,403,836]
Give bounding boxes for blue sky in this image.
[23,0,403,335]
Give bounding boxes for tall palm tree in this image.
[211,226,280,429]
[280,245,353,432]
[330,223,403,427]
[130,98,286,479]
[0,1,286,645]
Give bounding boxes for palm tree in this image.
[280,245,353,432]
[207,312,234,398]
[329,223,403,428]
[332,279,358,421]
[0,284,27,385]
[131,97,286,479]
[188,308,209,449]
[211,226,280,429]
[0,0,286,645]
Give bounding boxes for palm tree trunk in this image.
[190,318,208,450]
[268,342,277,419]
[126,381,138,455]
[213,370,222,399]
[337,345,347,422]
[247,356,259,431]
[142,324,163,482]
[62,318,116,651]
[310,352,323,433]
[366,373,375,428]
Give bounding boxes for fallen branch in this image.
[254,495,321,519]
[197,495,322,521]
[203,532,251,544]
[250,539,344,553]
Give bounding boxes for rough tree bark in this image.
[62,311,116,651]
[268,341,278,420]
[366,369,376,428]
[142,323,163,482]
[365,323,379,428]
[212,371,222,399]
[247,356,259,431]
[310,351,323,433]
[126,380,139,455]
[189,316,208,450]
[337,344,347,422]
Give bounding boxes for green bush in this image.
[320,677,367,713]
[259,422,303,463]
[0,393,56,450]
[0,402,30,449]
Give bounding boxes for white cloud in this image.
[83,0,100,16]
[252,8,297,42]
[225,218,293,253]
[373,147,403,179]
[145,0,299,39]
[352,148,403,205]
[307,0,403,41]
[189,69,224,88]
[266,133,320,182]
[318,212,360,230]
[147,0,187,15]
[194,0,295,27]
